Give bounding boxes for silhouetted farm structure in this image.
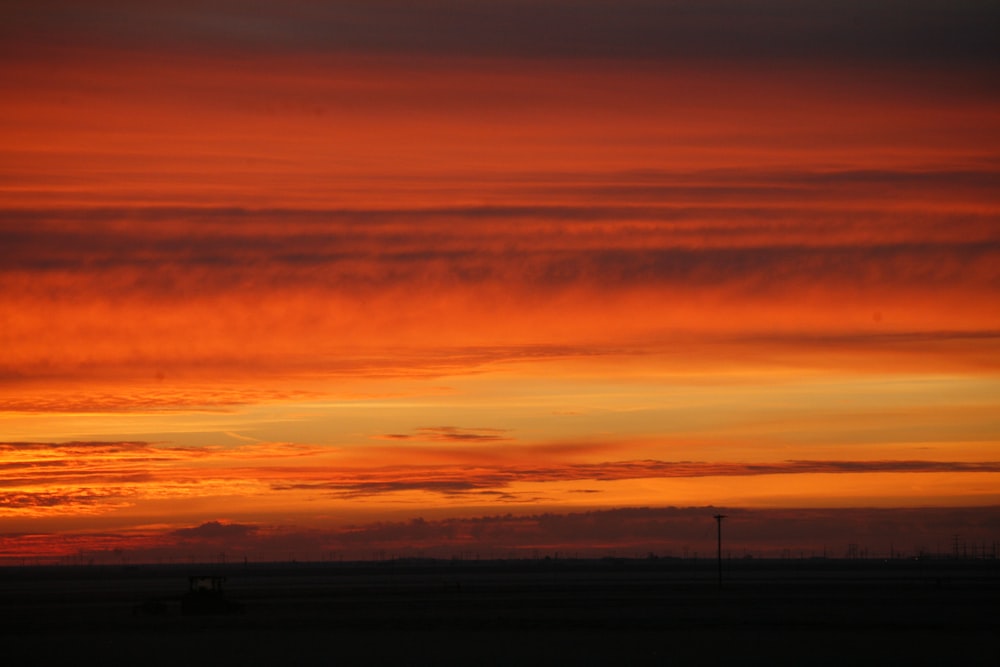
[181,575,243,615]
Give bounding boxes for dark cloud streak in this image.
[3,204,997,294]
[4,1,998,63]
[276,459,1000,500]
[379,427,510,443]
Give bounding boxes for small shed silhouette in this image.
[181,575,242,615]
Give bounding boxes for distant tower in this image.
[714,514,727,588]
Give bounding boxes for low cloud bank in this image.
[7,506,998,565]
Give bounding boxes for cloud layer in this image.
[5,1,999,62]
[1,1,997,556]
[4,440,999,520]
[5,505,1000,565]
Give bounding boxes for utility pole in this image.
[714,514,727,589]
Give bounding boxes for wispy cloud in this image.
[0,441,261,516]
[3,196,997,392]
[270,459,1000,500]
[0,488,138,513]
[378,426,511,443]
[5,438,998,517]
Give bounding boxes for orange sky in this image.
[2,1,999,563]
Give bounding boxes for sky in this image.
[2,1,999,564]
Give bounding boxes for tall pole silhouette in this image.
[714,514,727,588]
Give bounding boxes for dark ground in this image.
[2,558,997,666]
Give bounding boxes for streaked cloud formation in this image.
[4,440,999,522]
[1,1,998,561]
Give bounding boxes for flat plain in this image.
[2,559,996,666]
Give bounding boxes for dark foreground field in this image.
[2,559,997,666]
